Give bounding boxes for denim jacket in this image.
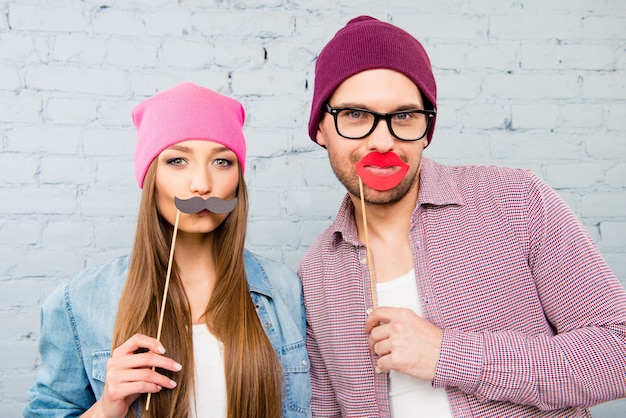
[24,250,311,417]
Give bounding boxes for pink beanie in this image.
[132,82,246,188]
[308,15,437,145]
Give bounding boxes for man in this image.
[298,15,626,417]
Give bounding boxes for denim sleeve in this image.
[23,282,95,417]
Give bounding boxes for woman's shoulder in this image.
[244,249,301,299]
[43,254,130,316]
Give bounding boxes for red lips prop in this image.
[355,152,409,191]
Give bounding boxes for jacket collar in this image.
[243,249,273,298]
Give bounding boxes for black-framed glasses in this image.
[325,104,436,141]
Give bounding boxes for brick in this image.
[83,129,136,157]
[42,221,93,248]
[25,65,129,96]
[40,157,94,185]
[435,74,482,100]
[6,126,80,154]
[93,9,145,36]
[248,190,281,217]
[46,97,98,125]
[106,38,159,67]
[0,62,20,91]
[0,189,76,215]
[0,221,42,246]
[93,222,135,249]
[581,192,626,219]
[520,43,615,71]
[96,158,135,188]
[586,134,626,159]
[395,14,485,40]
[583,72,626,100]
[0,92,41,123]
[286,187,344,218]
[487,73,580,100]
[51,35,108,65]
[247,219,298,246]
[606,164,626,188]
[80,189,140,217]
[144,10,192,36]
[544,163,602,189]
[8,4,88,32]
[160,39,215,69]
[0,32,49,61]
[583,16,626,40]
[600,221,626,249]
[607,104,626,131]
[489,15,582,40]
[511,104,559,130]
[0,154,39,184]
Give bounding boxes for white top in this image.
[376,270,453,418]
[189,324,227,418]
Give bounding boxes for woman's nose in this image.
[190,167,212,195]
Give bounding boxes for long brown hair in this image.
[111,161,284,417]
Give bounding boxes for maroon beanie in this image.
[308,15,437,145]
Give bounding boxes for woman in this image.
[24,82,311,418]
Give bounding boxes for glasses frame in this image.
[325,103,436,141]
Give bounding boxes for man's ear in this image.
[315,118,328,148]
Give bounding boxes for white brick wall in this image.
[1,1,624,416]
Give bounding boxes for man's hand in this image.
[365,306,443,380]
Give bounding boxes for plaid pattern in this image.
[298,158,626,417]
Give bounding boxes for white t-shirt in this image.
[376,270,453,418]
[189,324,227,418]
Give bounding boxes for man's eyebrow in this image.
[330,102,426,111]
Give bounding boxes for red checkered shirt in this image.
[298,158,626,417]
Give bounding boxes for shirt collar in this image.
[329,158,464,246]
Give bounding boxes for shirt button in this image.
[301,359,307,366]
[375,366,382,374]
[366,308,373,315]
[265,322,271,329]
[360,257,367,264]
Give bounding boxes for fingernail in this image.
[173,362,182,371]
[158,345,166,354]
[170,380,177,388]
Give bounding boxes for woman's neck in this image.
[174,232,217,324]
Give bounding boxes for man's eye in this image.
[395,112,410,121]
[340,109,364,119]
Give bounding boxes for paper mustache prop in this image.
[174,196,238,214]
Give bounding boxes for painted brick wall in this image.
[1,0,624,415]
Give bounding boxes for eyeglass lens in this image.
[334,108,430,141]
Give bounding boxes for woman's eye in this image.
[214,158,233,167]
[166,157,186,166]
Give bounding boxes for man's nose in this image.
[364,118,394,153]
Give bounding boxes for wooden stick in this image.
[146,209,180,411]
[358,177,378,309]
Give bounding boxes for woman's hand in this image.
[82,333,182,418]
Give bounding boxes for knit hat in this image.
[308,15,437,145]
[132,82,246,188]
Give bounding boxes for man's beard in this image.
[330,158,419,206]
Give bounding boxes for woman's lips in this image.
[355,152,409,191]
